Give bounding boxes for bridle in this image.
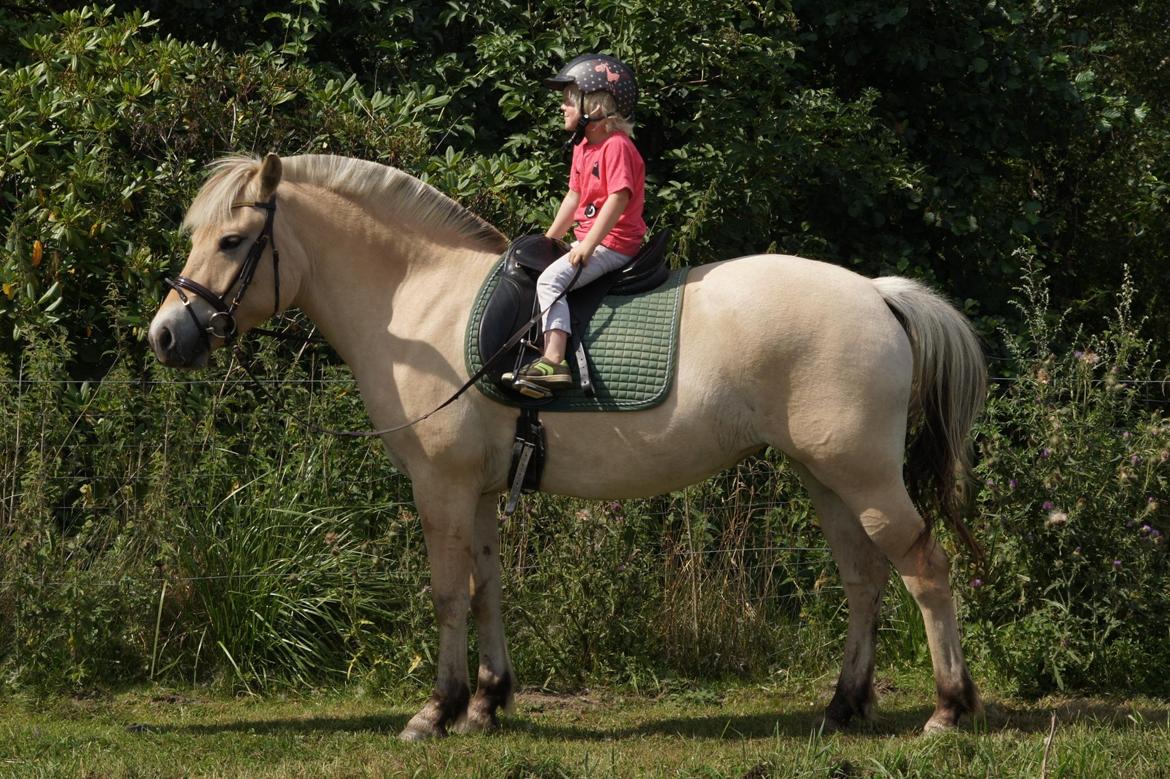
[160,193,581,438]
[164,196,280,348]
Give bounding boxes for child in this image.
[508,54,647,392]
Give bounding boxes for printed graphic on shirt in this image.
[584,203,597,218]
[591,162,600,178]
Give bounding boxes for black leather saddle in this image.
[477,230,671,398]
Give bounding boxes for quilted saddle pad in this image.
[464,264,689,412]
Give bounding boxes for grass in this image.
[0,671,1167,778]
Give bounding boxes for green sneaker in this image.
[511,357,572,387]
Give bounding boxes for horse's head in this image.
[149,153,289,368]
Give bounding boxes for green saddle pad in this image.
[465,264,689,412]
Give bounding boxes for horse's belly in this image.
[535,393,765,499]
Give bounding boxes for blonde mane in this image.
[182,154,507,252]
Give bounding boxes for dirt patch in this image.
[516,690,605,713]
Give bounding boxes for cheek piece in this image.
[163,197,281,348]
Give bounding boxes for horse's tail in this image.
[872,276,987,561]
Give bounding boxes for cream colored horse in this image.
[149,153,987,740]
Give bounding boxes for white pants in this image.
[537,244,632,334]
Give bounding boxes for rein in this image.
[168,195,579,438]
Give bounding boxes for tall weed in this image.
[967,263,1170,694]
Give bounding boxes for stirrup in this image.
[511,378,554,399]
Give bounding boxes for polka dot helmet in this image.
[543,54,637,119]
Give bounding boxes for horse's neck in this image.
[290,194,499,381]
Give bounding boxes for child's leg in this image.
[536,246,632,362]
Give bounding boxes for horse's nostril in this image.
[158,325,174,352]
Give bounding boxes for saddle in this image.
[476,230,672,399]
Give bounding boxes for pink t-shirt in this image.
[569,131,646,256]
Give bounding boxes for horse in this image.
[148,153,987,740]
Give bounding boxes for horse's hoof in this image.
[398,714,446,742]
[819,715,849,735]
[923,703,985,734]
[451,708,498,735]
[398,724,441,742]
[922,713,958,734]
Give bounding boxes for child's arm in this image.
[545,190,580,240]
[569,189,630,267]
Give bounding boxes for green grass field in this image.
[1,673,1167,778]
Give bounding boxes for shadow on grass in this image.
[514,700,1170,740]
[143,713,410,737]
[136,699,1168,741]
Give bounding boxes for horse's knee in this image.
[852,492,926,558]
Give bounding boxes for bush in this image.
[2,4,1168,699]
[967,261,1170,694]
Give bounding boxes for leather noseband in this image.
[164,196,280,347]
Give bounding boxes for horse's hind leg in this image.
[830,477,980,732]
[793,464,889,730]
[456,494,515,734]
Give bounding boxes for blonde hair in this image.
[567,85,635,137]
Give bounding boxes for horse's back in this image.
[680,253,911,371]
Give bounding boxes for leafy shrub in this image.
[966,262,1170,694]
[1,4,1169,698]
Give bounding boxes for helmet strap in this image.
[569,112,594,146]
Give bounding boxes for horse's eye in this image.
[219,235,243,251]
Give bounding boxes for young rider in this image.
[509,54,646,392]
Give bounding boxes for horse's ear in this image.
[258,152,282,198]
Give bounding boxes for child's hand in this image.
[569,244,593,267]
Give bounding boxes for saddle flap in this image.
[477,263,538,383]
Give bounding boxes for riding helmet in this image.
[544,53,637,119]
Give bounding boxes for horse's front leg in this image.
[399,487,478,741]
[455,494,515,734]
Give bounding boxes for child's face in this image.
[560,88,580,131]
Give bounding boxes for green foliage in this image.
[1,2,1169,699]
[967,262,1170,694]
[4,2,1169,364]
[0,6,437,366]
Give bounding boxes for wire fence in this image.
[6,365,1166,597]
[1,373,849,602]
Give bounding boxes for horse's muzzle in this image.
[148,304,210,369]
